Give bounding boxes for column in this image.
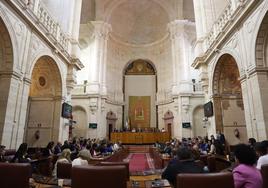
[0,72,23,148]
[70,0,82,59]
[168,20,181,95]
[101,23,112,96]
[243,70,268,140]
[193,0,206,57]
[88,21,111,95]
[168,20,193,94]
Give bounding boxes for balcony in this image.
[193,0,260,68]
[8,0,70,59]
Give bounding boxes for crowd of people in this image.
[0,137,123,178]
[0,133,268,188]
[158,134,268,188]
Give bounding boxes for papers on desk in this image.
[148,179,170,187]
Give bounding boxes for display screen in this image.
[204,101,213,117]
[62,102,72,119]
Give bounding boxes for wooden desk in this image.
[111,132,170,144]
[149,147,171,169]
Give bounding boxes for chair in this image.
[98,161,130,180]
[57,162,72,179]
[0,163,31,188]
[261,164,268,188]
[207,156,216,172]
[3,149,16,162]
[176,172,234,188]
[72,165,127,188]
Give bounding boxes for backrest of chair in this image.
[176,172,234,188]
[98,161,129,180]
[261,164,268,188]
[57,162,72,179]
[207,156,216,172]
[0,163,31,188]
[72,165,127,188]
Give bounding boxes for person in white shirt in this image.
[256,141,268,169]
[52,149,71,177]
[72,149,90,166]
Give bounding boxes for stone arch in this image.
[106,111,117,120]
[123,59,157,75]
[192,105,206,137]
[72,105,88,138]
[123,59,158,129]
[210,51,244,96]
[0,17,13,71]
[0,9,20,72]
[164,110,174,119]
[251,1,268,67]
[106,111,117,139]
[103,0,176,23]
[163,110,174,139]
[212,54,247,145]
[28,51,64,95]
[255,11,268,67]
[212,54,242,96]
[0,15,18,147]
[25,55,63,147]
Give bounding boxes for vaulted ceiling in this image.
[80,0,195,45]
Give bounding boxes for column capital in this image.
[91,21,112,40]
[167,20,195,39]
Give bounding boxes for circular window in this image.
[39,76,46,87]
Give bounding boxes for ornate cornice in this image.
[193,0,262,69]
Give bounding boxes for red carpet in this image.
[129,153,151,172]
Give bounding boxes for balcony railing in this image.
[16,0,69,52]
[204,0,250,52]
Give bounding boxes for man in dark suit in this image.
[162,147,203,186]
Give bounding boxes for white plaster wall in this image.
[125,75,156,128]
[203,0,268,142]
[0,1,71,148]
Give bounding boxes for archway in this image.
[163,110,174,139]
[123,59,157,130]
[0,17,14,145]
[212,54,247,145]
[106,111,117,139]
[25,56,62,147]
[72,106,87,138]
[193,106,206,137]
[253,11,268,140]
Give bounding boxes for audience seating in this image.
[72,165,127,188]
[261,164,268,188]
[98,161,130,180]
[207,156,216,172]
[0,163,32,188]
[57,162,72,179]
[3,149,16,162]
[176,172,234,188]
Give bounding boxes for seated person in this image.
[52,149,71,177]
[256,141,268,170]
[11,143,30,163]
[162,147,203,186]
[232,144,262,188]
[162,142,172,156]
[43,141,55,157]
[0,145,6,162]
[72,149,90,166]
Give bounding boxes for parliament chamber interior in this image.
[1,0,268,188]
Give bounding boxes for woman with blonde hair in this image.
[72,149,91,166]
[52,149,71,177]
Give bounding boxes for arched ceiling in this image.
[108,0,170,45]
